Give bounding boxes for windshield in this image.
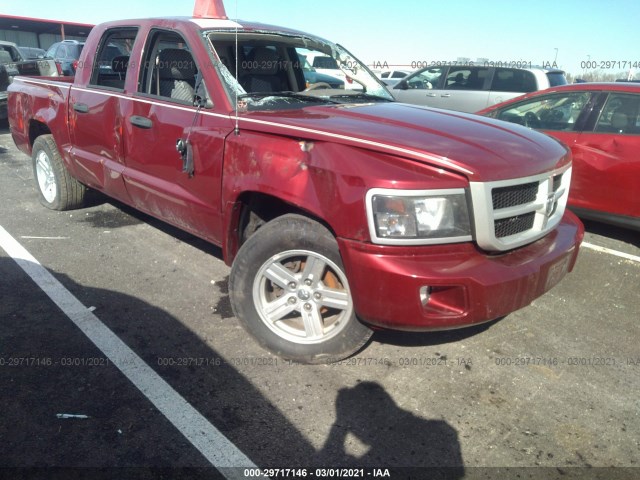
[206,30,394,111]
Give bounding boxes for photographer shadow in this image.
[317,381,464,478]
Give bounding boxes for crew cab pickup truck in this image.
[8,1,584,363]
[0,40,58,120]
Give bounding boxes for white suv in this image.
[390,65,567,113]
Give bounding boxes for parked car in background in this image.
[390,65,567,112]
[305,52,362,90]
[1,40,58,120]
[378,69,412,87]
[298,54,344,89]
[45,40,85,76]
[18,46,47,60]
[478,83,640,230]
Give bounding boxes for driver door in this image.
[121,28,233,243]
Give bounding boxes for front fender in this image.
[220,129,468,263]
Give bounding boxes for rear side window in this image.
[72,44,85,59]
[594,93,640,134]
[490,69,537,93]
[546,72,568,87]
[89,28,138,90]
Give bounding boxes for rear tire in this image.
[229,214,373,364]
[32,135,86,210]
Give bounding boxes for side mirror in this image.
[194,80,213,108]
[194,95,213,109]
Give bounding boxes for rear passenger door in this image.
[573,92,640,218]
[69,27,138,202]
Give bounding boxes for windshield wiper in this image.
[238,92,338,103]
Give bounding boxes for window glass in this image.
[139,30,205,106]
[495,92,591,131]
[595,93,640,134]
[445,67,489,90]
[491,69,536,93]
[90,28,137,90]
[546,72,568,87]
[406,67,445,90]
[312,56,338,69]
[207,30,392,110]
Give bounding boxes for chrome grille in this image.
[495,212,535,238]
[469,165,572,251]
[492,182,538,210]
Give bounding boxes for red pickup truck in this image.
[8,2,584,363]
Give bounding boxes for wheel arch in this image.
[29,119,52,149]
[223,190,338,265]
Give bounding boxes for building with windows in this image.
[0,15,92,50]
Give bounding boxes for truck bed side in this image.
[8,76,74,159]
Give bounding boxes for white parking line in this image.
[0,225,259,478]
[582,241,640,264]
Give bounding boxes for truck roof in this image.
[96,16,327,42]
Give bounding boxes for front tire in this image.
[32,135,86,210]
[229,214,373,364]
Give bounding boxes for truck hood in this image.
[238,102,570,182]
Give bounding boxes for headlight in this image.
[366,188,472,245]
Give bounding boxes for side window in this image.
[491,69,536,93]
[495,92,592,131]
[445,67,489,90]
[406,67,445,90]
[595,94,640,134]
[138,30,204,105]
[0,46,14,63]
[89,28,138,90]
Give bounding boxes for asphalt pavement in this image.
[0,122,639,480]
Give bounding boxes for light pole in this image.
[554,48,558,64]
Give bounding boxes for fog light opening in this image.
[420,286,432,307]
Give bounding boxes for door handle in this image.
[72,103,89,113]
[130,116,153,129]
[441,94,451,98]
[426,93,437,97]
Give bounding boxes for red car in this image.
[478,83,640,230]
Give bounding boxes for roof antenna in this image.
[234,0,240,135]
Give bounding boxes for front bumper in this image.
[339,210,584,331]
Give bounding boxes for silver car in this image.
[389,65,567,113]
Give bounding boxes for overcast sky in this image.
[2,0,639,76]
